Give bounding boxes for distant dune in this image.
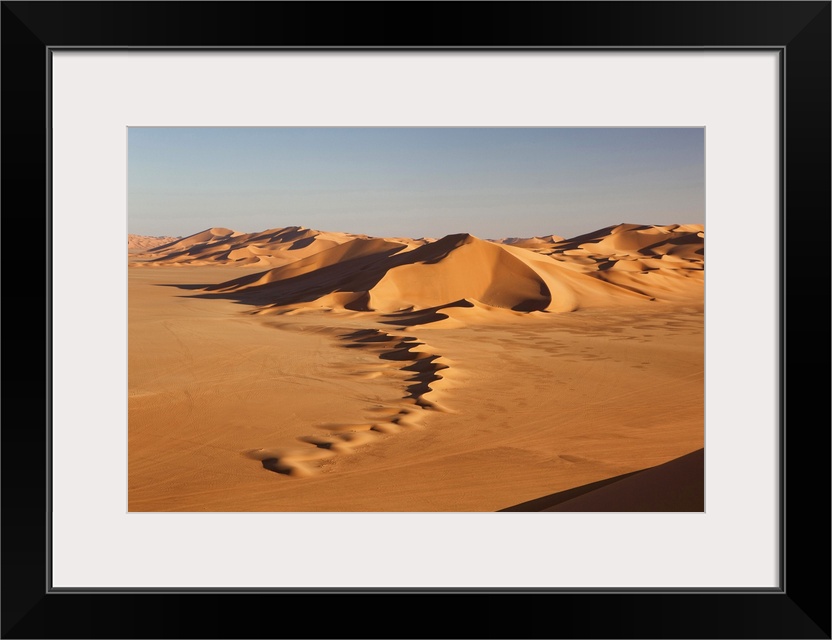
[494,234,565,249]
[129,225,429,268]
[128,234,181,251]
[129,223,704,325]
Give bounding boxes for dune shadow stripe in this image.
[338,328,449,411]
[499,448,704,512]
[498,470,642,511]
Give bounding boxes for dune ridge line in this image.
[244,326,451,478]
[129,223,703,322]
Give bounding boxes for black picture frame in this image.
[2,2,829,638]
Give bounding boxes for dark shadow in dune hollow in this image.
[163,244,410,308]
[156,283,211,290]
[259,458,290,475]
[156,234,553,315]
[337,329,448,410]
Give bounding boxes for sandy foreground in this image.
[128,225,704,512]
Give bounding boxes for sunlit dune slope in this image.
[538,223,705,302]
[130,225,432,267]
[194,224,703,318]
[128,234,181,251]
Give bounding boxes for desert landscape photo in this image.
[128,127,704,512]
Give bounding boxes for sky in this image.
[128,127,704,240]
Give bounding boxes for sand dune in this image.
[539,224,705,303]
[128,234,181,251]
[185,226,702,322]
[494,234,565,249]
[499,448,704,512]
[128,223,704,511]
[128,225,388,267]
[208,237,409,293]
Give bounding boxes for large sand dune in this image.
[130,225,429,268]
[173,226,703,321]
[500,448,704,512]
[129,223,704,511]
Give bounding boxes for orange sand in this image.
[128,224,704,511]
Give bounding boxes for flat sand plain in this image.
[128,225,704,511]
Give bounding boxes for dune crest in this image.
[128,225,413,268]
[128,234,181,251]
[172,224,703,324]
[495,234,565,249]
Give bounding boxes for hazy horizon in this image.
[128,127,704,239]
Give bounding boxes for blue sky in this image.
[128,127,704,240]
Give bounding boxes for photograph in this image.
[128,126,705,512]
[4,0,828,635]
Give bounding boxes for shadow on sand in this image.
[499,448,704,512]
